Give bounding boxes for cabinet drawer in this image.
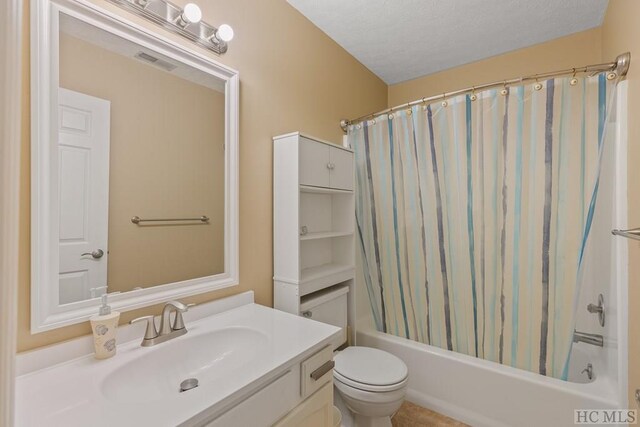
[301,345,334,399]
[299,137,330,188]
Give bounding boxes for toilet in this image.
[300,286,408,427]
[333,347,408,427]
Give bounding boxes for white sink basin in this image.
[101,326,268,404]
[16,298,341,427]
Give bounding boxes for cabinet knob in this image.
[302,310,312,318]
[326,163,335,170]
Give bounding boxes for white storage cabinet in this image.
[273,132,356,348]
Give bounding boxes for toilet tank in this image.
[300,285,349,350]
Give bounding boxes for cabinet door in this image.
[300,137,331,188]
[273,382,333,427]
[207,369,298,426]
[329,147,353,190]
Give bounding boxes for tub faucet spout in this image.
[573,330,603,347]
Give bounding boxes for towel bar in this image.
[131,215,210,224]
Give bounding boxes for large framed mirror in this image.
[31,0,239,332]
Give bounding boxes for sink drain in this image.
[179,378,199,393]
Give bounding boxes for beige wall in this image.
[601,0,640,408]
[18,0,387,351]
[388,28,603,107]
[60,34,225,294]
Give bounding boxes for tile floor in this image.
[391,401,469,427]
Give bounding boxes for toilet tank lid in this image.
[334,347,408,386]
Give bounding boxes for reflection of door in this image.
[58,88,111,304]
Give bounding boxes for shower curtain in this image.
[350,74,617,380]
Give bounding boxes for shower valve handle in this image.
[587,304,603,314]
[586,294,605,327]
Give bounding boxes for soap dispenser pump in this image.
[90,294,120,359]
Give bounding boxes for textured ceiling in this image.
[287,0,608,84]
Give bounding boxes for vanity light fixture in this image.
[106,0,233,54]
[176,3,202,27]
[214,24,234,42]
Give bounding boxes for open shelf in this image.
[301,263,354,283]
[300,231,353,241]
[300,185,353,195]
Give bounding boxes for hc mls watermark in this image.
[575,410,637,424]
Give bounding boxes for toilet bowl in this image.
[333,346,408,427]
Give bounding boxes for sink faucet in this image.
[130,300,195,347]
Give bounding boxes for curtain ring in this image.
[469,87,477,101]
[533,76,543,91]
[441,93,448,107]
[500,81,508,96]
[570,68,578,86]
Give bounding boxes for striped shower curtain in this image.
[350,74,616,380]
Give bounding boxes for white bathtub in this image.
[357,329,622,427]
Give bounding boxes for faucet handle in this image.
[173,303,196,331]
[130,315,158,340]
[166,300,188,312]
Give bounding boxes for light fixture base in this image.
[106,0,230,55]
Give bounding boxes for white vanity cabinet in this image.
[273,132,356,349]
[205,345,334,427]
[15,296,341,427]
[273,383,333,427]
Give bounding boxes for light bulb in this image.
[215,24,234,42]
[181,3,202,25]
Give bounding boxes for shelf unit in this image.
[273,132,356,345]
[299,185,353,195]
[300,231,353,241]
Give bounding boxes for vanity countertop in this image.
[15,297,341,427]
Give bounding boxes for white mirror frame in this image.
[31,0,239,333]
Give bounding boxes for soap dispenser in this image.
[90,294,120,359]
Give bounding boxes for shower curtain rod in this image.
[340,52,631,132]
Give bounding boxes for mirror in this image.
[31,0,239,332]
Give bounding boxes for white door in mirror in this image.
[58,88,111,304]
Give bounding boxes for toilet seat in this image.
[333,347,408,393]
[334,370,408,392]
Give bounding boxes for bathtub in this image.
[357,328,622,427]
